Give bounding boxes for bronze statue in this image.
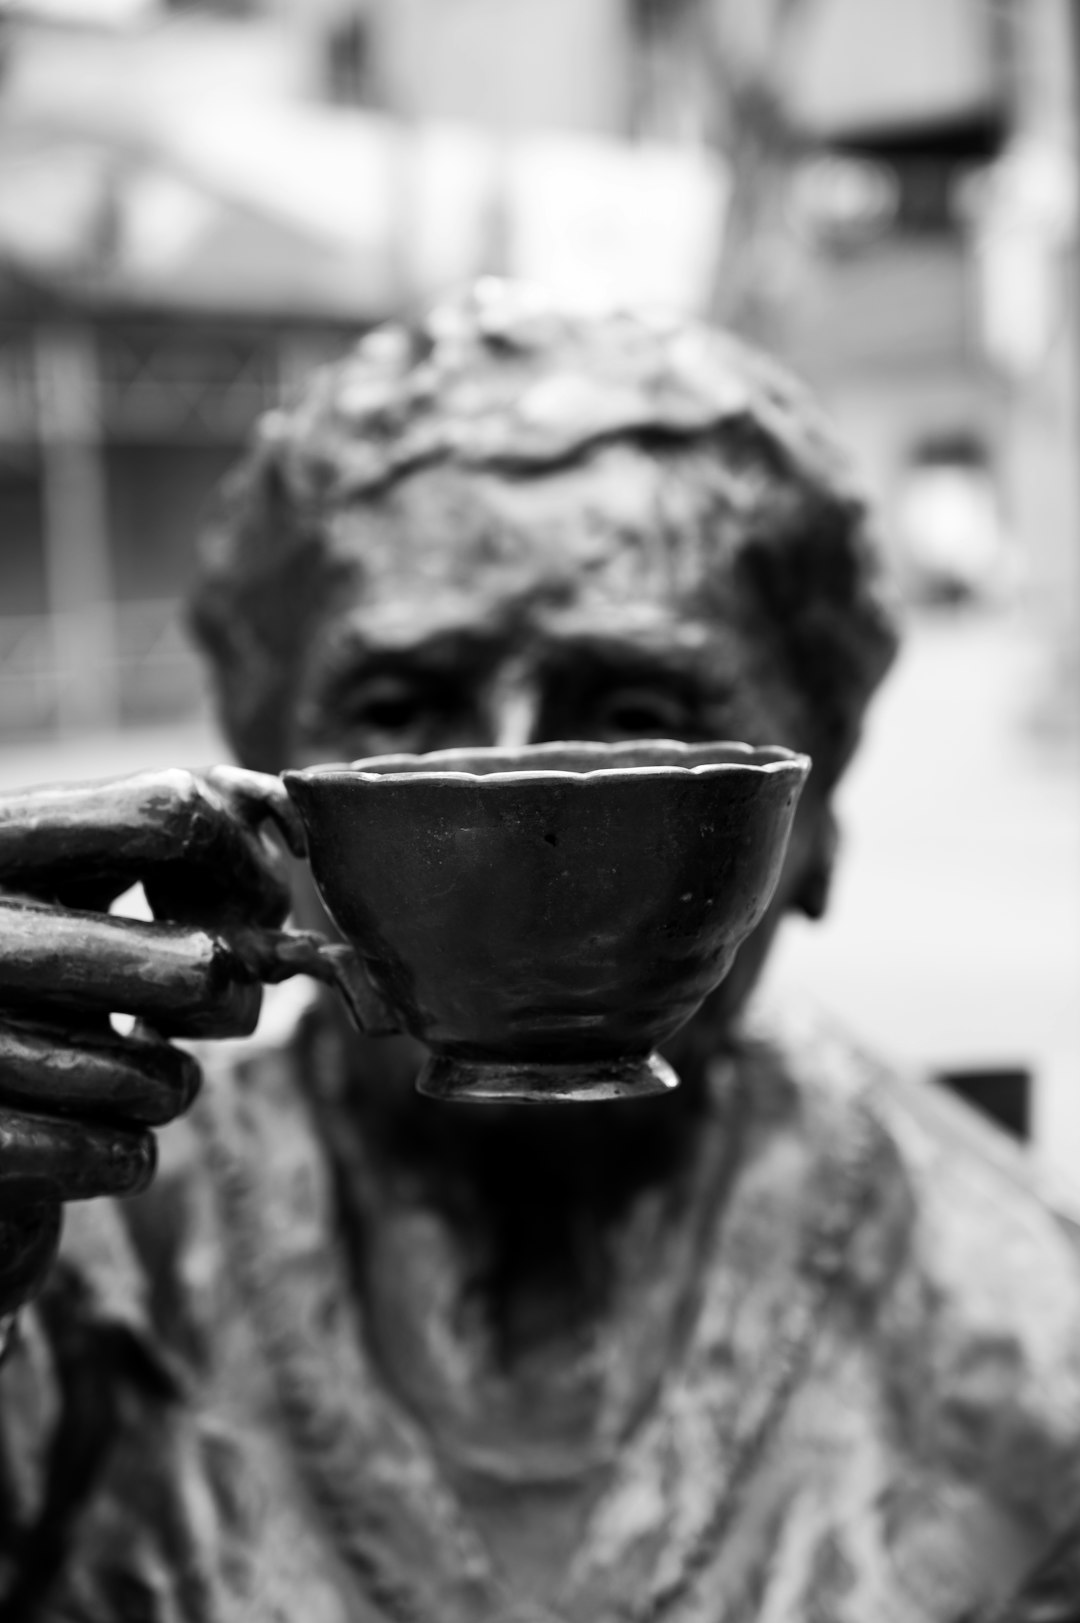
[1,281,1079,1621]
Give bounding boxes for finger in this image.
[0,1018,200,1128]
[0,898,262,1039]
[143,768,296,931]
[0,769,293,925]
[0,1108,155,1202]
[142,827,293,934]
[204,765,307,859]
[0,1200,62,1319]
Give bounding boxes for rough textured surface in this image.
[189,281,898,780]
[2,287,1077,1620]
[2,997,1080,1621]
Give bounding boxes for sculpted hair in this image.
[189,280,899,775]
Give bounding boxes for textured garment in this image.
[2,1000,1080,1622]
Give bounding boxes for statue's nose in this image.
[488,664,541,749]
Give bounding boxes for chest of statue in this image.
[35,1327,1036,1623]
[21,1016,1080,1623]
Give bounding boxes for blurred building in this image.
[783,0,1008,581]
[785,0,1078,675]
[0,0,1076,737]
[0,2,375,735]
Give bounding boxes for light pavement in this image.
[1,608,1077,1180]
[763,605,1080,1190]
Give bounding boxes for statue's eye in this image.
[593,686,692,739]
[339,676,429,736]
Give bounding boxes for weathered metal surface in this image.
[285,740,809,1100]
[0,285,1077,1621]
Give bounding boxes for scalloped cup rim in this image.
[285,739,811,788]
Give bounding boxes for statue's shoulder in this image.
[749,998,1080,1275]
[750,1002,1080,1545]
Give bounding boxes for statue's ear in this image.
[794,808,838,920]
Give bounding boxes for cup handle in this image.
[232,927,400,1037]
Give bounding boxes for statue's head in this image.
[190,280,898,1033]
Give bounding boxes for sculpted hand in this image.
[0,766,306,1327]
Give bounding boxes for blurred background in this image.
[0,0,1077,1178]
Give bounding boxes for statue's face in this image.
[283,450,836,1048]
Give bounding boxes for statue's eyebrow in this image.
[305,620,506,694]
[528,625,745,714]
[532,616,714,666]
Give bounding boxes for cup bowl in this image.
[283,740,810,1102]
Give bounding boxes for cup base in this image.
[416,1050,680,1104]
